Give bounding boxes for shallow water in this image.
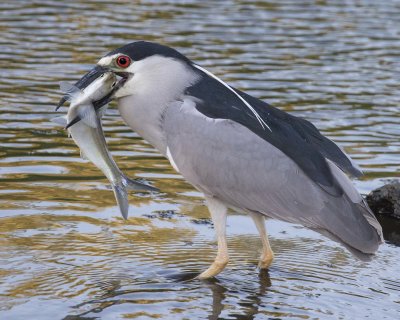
[1,0,400,319]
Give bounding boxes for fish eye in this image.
[116,55,131,68]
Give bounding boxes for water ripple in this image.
[0,0,400,319]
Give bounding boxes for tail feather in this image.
[326,199,383,255]
[360,199,384,242]
[312,228,375,261]
[352,201,384,252]
[322,160,384,256]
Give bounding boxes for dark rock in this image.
[376,214,400,246]
[366,182,400,220]
[191,218,213,225]
[143,214,157,219]
[144,210,182,220]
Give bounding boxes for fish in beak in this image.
[53,71,158,219]
[56,65,129,128]
[56,65,110,111]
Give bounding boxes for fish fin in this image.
[65,115,81,129]
[57,82,81,110]
[51,115,68,127]
[112,184,129,220]
[124,175,159,192]
[77,104,98,128]
[59,81,81,98]
[80,149,88,160]
[55,97,67,111]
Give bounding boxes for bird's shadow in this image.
[62,269,273,320]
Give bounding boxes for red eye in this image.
[116,55,131,68]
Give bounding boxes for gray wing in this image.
[185,72,362,197]
[163,100,383,256]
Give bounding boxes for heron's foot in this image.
[258,250,274,269]
[197,257,229,279]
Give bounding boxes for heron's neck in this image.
[118,95,169,155]
[116,56,200,155]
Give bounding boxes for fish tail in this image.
[111,176,158,220]
[123,175,159,192]
[111,183,129,220]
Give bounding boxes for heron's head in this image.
[95,41,199,102]
[58,41,201,114]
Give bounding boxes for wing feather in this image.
[163,100,383,256]
[186,74,362,197]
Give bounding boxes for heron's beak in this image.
[90,71,130,109]
[56,65,109,111]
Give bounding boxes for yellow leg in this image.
[249,212,274,269]
[198,197,229,279]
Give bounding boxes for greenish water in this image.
[0,1,400,319]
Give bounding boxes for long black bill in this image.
[56,65,109,111]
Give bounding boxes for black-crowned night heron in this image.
[66,41,383,279]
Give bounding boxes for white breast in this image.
[116,55,200,155]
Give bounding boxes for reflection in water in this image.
[1,0,400,319]
[205,280,227,320]
[227,270,272,320]
[62,269,272,320]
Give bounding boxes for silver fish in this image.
[53,72,158,219]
